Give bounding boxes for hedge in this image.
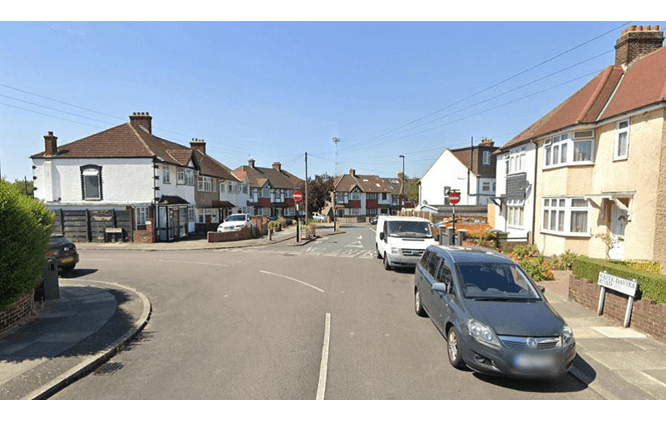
[572,256,666,304]
[0,180,54,310]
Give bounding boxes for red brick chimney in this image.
[129,112,152,134]
[480,138,495,147]
[190,138,206,155]
[272,162,282,172]
[615,25,664,67]
[44,131,58,156]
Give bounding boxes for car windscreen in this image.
[456,262,540,301]
[386,221,432,238]
[226,215,246,222]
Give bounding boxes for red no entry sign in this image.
[449,191,461,205]
[293,191,303,202]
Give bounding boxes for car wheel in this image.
[383,254,392,271]
[447,327,465,369]
[414,287,427,317]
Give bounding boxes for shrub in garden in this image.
[0,180,54,310]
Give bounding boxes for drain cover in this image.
[94,361,124,376]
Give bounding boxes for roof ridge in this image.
[577,66,614,123]
[127,123,156,157]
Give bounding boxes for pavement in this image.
[1,225,665,400]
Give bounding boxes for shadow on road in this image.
[60,268,98,278]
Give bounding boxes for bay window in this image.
[544,131,594,168]
[542,197,589,236]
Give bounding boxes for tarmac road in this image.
[50,225,600,400]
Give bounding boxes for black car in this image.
[47,235,79,272]
[414,245,576,379]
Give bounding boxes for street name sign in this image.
[596,271,639,328]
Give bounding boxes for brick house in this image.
[233,160,303,218]
[495,25,666,268]
[333,169,403,217]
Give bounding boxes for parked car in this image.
[267,215,278,222]
[311,212,326,222]
[370,215,378,225]
[46,234,79,272]
[413,245,576,379]
[217,213,252,232]
[375,216,436,270]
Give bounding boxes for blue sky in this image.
[2,16,663,184]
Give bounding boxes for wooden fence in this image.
[51,209,133,242]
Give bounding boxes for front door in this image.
[609,204,627,260]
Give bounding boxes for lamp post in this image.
[399,155,405,209]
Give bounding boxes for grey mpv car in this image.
[414,245,576,379]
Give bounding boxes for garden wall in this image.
[0,291,34,339]
[569,273,666,343]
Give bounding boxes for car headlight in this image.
[561,325,575,347]
[468,319,500,347]
[391,247,400,255]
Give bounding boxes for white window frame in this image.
[542,197,590,237]
[508,146,527,174]
[177,168,185,185]
[507,200,524,228]
[544,131,594,169]
[136,206,147,226]
[483,151,491,165]
[81,166,102,201]
[198,176,215,192]
[162,165,171,184]
[614,120,629,161]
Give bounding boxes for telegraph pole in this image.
[305,152,309,223]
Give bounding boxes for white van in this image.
[375,216,436,271]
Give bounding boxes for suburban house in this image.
[418,139,498,209]
[30,112,243,242]
[495,24,666,267]
[189,139,250,232]
[233,160,303,218]
[492,139,538,242]
[332,169,403,217]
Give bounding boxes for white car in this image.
[311,212,326,222]
[217,213,252,232]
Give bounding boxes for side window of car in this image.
[436,261,453,286]
[425,253,440,278]
[420,251,431,267]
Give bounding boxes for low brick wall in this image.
[0,291,35,338]
[569,273,666,343]
[208,226,255,243]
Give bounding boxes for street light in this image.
[399,155,405,209]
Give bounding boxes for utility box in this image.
[36,258,60,301]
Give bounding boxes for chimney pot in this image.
[44,131,58,156]
[249,159,255,168]
[272,162,282,172]
[129,112,153,134]
[349,169,356,177]
[615,25,665,67]
[190,138,206,155]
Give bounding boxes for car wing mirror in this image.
[432,282,448,293]
[538,285,546,294]
[379,232,384,241]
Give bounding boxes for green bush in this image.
[550,250,578,270]
[0,180,54,310]
[572,256,666,304]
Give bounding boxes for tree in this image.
[0,179,54,310]
[297,174,334,215]
[403,176,419,204]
